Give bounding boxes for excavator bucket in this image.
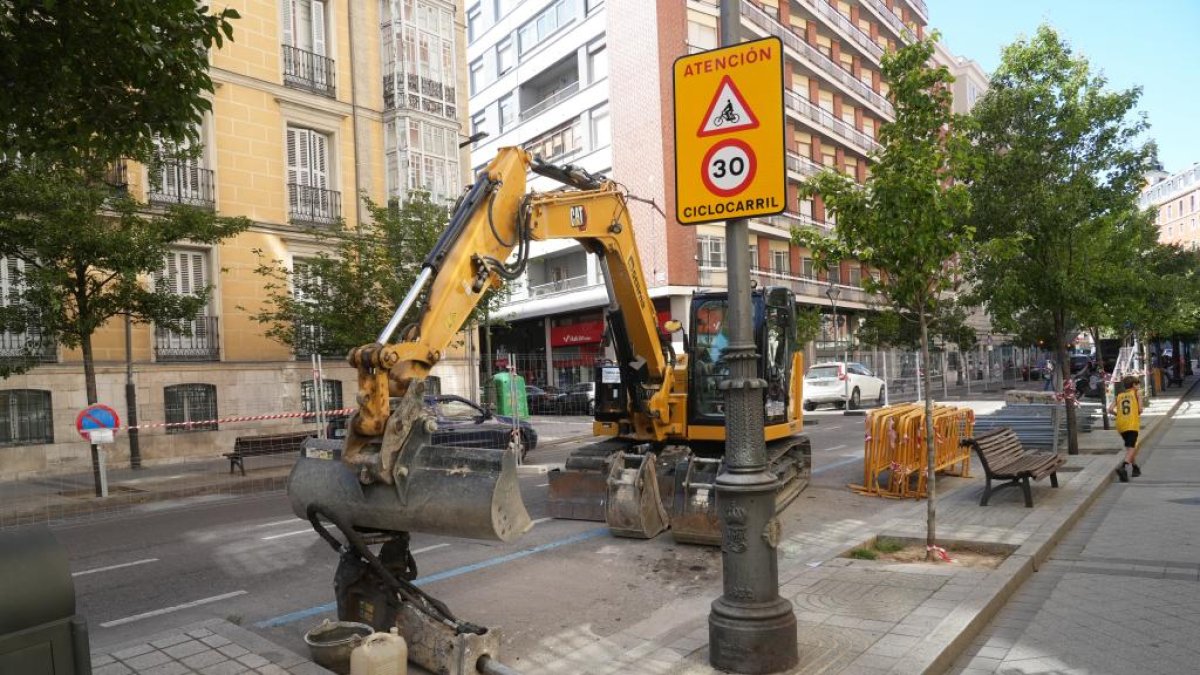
[669,456,723,546]
[604,451,669,539]
[288,440,532,542]
[546,443,620,522]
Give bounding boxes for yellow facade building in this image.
[0,0,470,478]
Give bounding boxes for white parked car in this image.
[803,362,885,411]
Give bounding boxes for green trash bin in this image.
[492,371,529,419]
[0,525,91,675]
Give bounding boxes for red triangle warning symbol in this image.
[698,75,760,137]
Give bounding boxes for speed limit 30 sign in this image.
[673,37,785,225]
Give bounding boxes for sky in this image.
[928,0,1200,174]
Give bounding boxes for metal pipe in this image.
[377,266,433,344]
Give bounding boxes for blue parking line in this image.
[255,527,608,628]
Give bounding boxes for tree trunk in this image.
[1142,334,1153,398]
[1091,328,1109,431]
[81,332,102,495]
[1054,312,1079,455]
[920,310,937,559]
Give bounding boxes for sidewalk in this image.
[949,380,1200,674]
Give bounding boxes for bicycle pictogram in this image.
[712,100,741,127]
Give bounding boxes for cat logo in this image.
[569,205,587,230]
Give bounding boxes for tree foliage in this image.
[249,193,506,356]
[966,25,1153,454]
[792,34,971,555]
[855,304,977,351]
[0,0,240,166]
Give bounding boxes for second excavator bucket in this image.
[604,451,670,539]
[288,440,532,542]
[546,442,619,522]
[669,456,723,546]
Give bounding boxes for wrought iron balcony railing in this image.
[282,44,336,98]
[149,159,215,209]
[799,0,883,62]
[155,315,220,362]
[288,183,342,226]
[786,151,824,178]
[859,0,917,42]
[785,91,880,154]
[0,329,57,363]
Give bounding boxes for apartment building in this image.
[1141,164,1200,249]
[467,0,928,389]
[0,0,470,477]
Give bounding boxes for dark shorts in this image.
[1120,430,1139,448]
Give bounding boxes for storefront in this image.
[549,315,606,389]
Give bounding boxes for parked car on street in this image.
[802,362,885,411]
[562,381,596,415]
[326,394,537,459]
[526,385,564,415]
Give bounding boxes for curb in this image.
[908,377,1198,674]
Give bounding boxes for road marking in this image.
[530,517,553,526]
[823,444,848,452]
[536,482,549,487]
[100,590,248,628]
[73,558,159,577]
[411,543,450,555]
[256,528,608,628]
[262,528,312,541]
[813,455,861,475]
[256,519,300,529]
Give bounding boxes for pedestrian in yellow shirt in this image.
[1108,375,1144,482]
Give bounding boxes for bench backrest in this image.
[963,427,1023,475]
[234,432,315,453]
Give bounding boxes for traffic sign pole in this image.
[707,1,798,673]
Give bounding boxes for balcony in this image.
[759,210,829,233]
[288,184,342,226]
[521,81,581,122]
[0,329,57,363]
[786,151,824,178]
[785,91,880,155]
[283,45,336,98]
[859,0,917,43]
[149,159,215,209]
[104,161,129,195]
[156,315,220,362]
[798,0,883,63]
[529,273,593,298]
[742,0,894,118]
[901,0,928,23]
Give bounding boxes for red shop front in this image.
[548,311,674,388]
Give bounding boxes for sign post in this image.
[76,404,121,498]
[680,3,798,673]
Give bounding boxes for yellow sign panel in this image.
[673,37,785,225]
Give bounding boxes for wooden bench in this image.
[961,427,1065,507]
[225,432,316,476]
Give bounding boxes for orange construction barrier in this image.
[851,403,974,499]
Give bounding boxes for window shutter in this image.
[297,129,312,187]
[286,127,300,186]
[282,0,295,46]
[165,253,180,294]
[311,132,328,189]
[311,0,327,57]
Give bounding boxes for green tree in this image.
[0,0,240,166]
[249,193,506,358]
[795,306,823,348]
[966,25,1152,454]
[793,34,971,556]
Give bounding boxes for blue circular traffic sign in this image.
[76,404,121,440]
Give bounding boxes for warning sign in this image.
[698,76,760,137]
[673,37,785,226]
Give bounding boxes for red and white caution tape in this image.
[926,545,954,563]
[125,408,359,431]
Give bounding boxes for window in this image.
[467,4,481,42]
[799,198,814,219]
[471,113,487,141]
[827,262,842,284]
[588,42,608,83]
[499,94,516,131]
[164,384,218,433]
[1167,204,1173,218]
[469,58,485,94]
[282,0,329,55]
[847,266,862,287]
[525,119,582,161]
[301,379,343,415]
[801,257,815,279]
[286,126,337,223]
[687,20,717,51]
[590,104,610,150]
[772,250,790,275]
[586,0,604,13]
[0,389,53,446]
[495,0,516,17]
[1193,194,1197,212]
[154,250,219,361]
[697,236,726,268]
[497,37,515,74]
[518,0,577,54]
[748,243,757,266]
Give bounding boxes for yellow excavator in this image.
[286,147,810,673]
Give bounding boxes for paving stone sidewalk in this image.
[950,384,1200,674]
[92,618,333,675]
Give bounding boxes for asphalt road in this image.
[55,411,872,663]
